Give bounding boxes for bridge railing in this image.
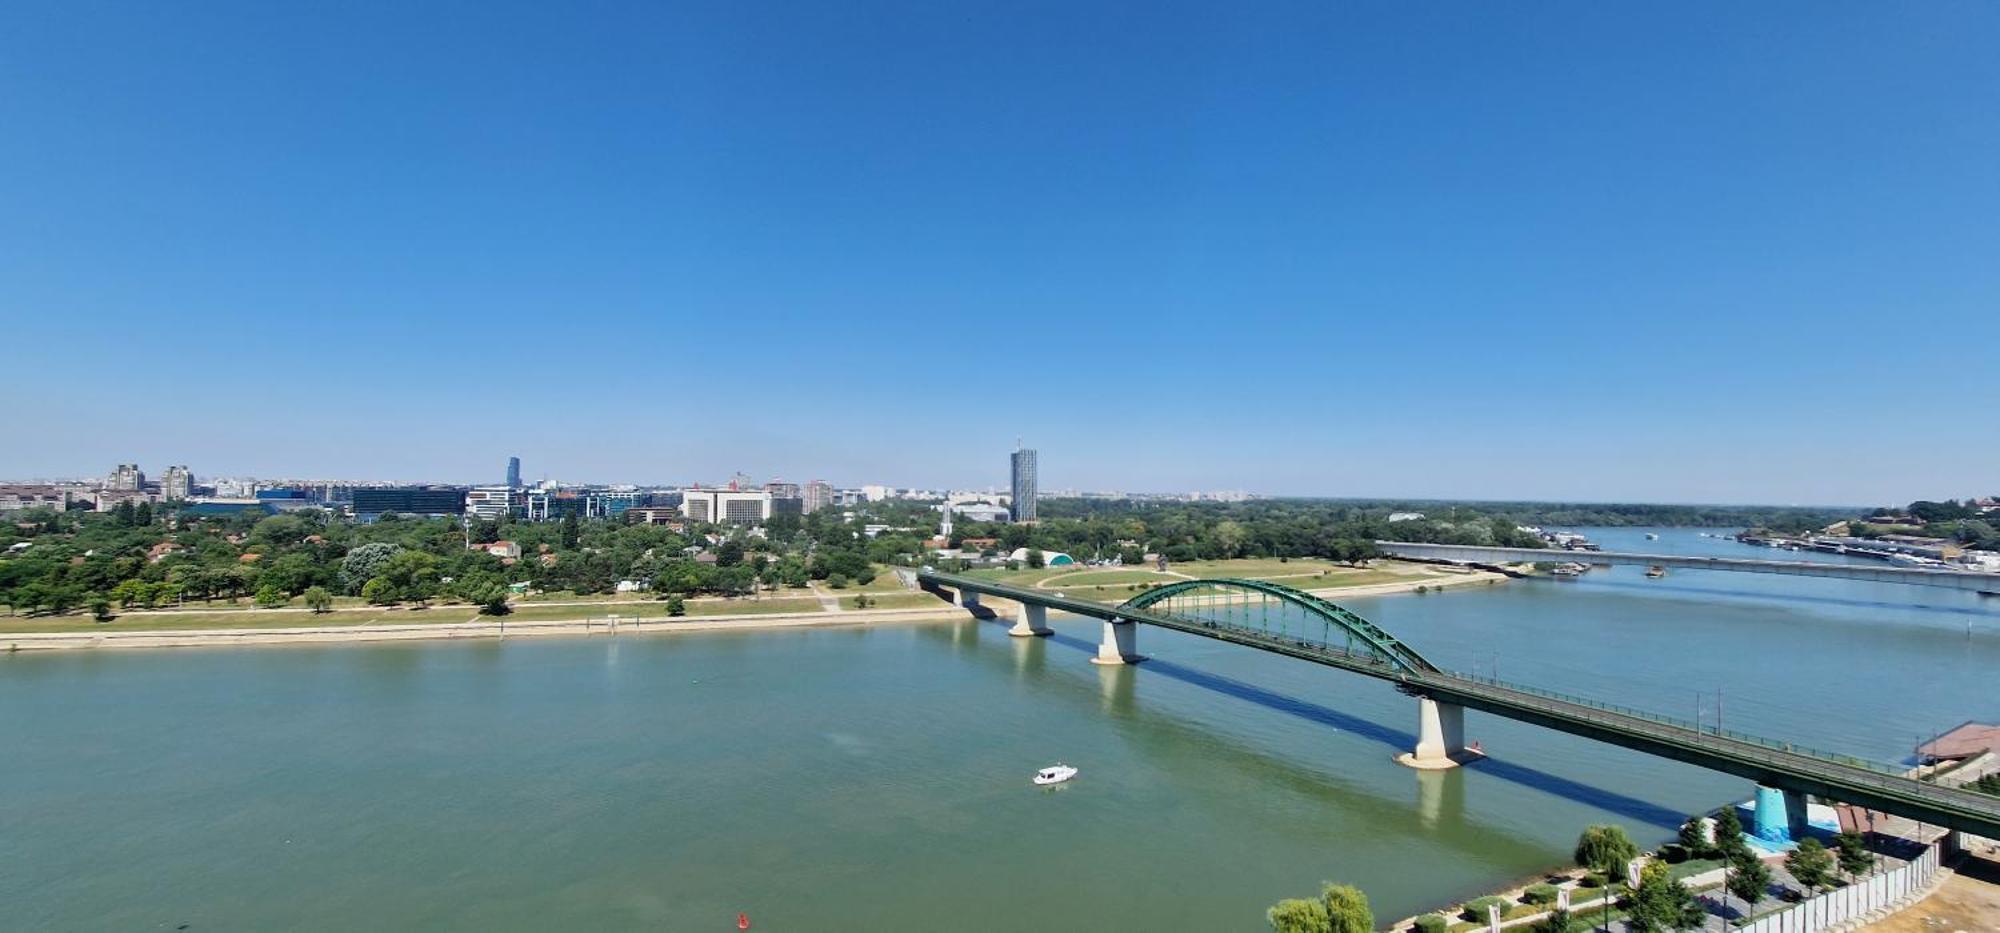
[1443,671,1910,778]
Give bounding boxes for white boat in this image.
[1033,763,1078,786]
[1645,533,1660,540]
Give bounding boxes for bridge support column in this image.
[1751,786,1812,844]
[1089,618,1141,665]
[1397,697,1478,769]
[1009,604,1052,637]
[956,589,981,610]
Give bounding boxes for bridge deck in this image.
[919,570,2000,839]
[1376,541,2000,593]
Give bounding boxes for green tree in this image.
[716,539,744,567]
[1319,884,1371,933]
[472,582,510,616]
[13,582,52,615]
[1834,830,1874,880]
[1678,814,1712,858]
[361,577,397,606]
[1573,824,1639,878]
[665,595,686,617]
[1725,851,1771,926]
[1784,837,1834,892]
[1526,908,1571,933]
[340,543,403,593]
[149,581,182,607]
[1711,806,1749,861]
[303,586,333,613]
[1214,520,1248,558]
[470,518,501,545]
[1265,883,1370,933]
[253,584,287,608]
[1626,862,1705,931]
[47,584,82,615]
[1266,898,1328,933]
[1575,824,1638,931]
[89,596,114,623]
[111,578,152,610]
[559,512,581,550]
[1025,548,1045,569]
[376,550,441,604]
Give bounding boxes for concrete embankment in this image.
[0,606,970,652]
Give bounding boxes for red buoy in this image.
[737,912,750,930]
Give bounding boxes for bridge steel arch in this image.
[1117,578,1440,676]
[916,568,2000,834]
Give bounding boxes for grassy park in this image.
[0,558,1492,636]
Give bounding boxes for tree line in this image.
[0,506,903,619]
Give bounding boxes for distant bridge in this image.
[1376,541,2000,594]
[917,569,2000,841]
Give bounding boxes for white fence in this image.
[1737,843,1939,933]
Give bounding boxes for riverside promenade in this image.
[0,604,968,652]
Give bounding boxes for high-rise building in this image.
[803,480,834,514]
[506,456,521,489]
[160,465,194,501]
[108,463,145,491]
[1010,445,1038,522]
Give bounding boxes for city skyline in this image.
[4,3,1997,505]
[3,451,1987,510]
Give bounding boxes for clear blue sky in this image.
[4,2,1995,505]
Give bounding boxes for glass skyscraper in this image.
[1010,446,1038,522]
[506,456,521,488]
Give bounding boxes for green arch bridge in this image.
[916,569,2000,842]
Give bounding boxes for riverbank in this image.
[0,561,1505,651]
[0,604,970,652]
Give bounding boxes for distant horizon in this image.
[6,3,1996,506]
[0,460,1929,512]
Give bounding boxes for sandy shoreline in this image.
[0,605,970,652]
[0,566,1504,653]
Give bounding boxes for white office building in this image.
[466,486,516,520]
[681,488,773,524]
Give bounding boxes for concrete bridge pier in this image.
[1397,697,1478,769]
[1009,603,1053,637]
[956,588,982,610]
[1089,618,1142,665]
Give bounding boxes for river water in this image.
[3,528,1994,929]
